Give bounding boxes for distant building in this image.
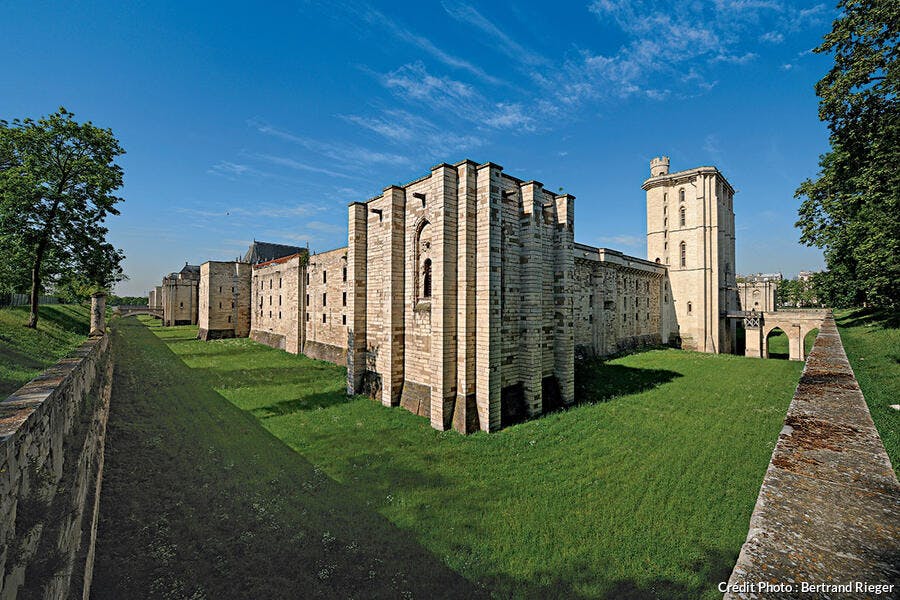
[198,261,253,340]
[161,263,200,326]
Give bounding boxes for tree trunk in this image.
[26,239,46,328]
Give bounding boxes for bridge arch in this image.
[765,326,789,360]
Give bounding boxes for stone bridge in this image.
[113,305,162,319]
[738,309,828,361]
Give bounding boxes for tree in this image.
[0,108,126,327]
[795,0,900,307]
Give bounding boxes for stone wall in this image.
[724,314,899,597]
[573,245,669,356]
[304,247,349,365]
[347,160,577,433]
[162,279,198,326]
[0,334,113,600]
[251,253,305,354]
[198,261,252,340]
[737,280,777,313]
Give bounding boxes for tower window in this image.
[323,293,327,306]
[680,242,687,268]
[342,314,347,325]
[687,301,693,315]
[423,258,432,298]
[323,271,327,283]
[679,189,685,202]
[679,206,686,227]
[342,291,347,306]
[343,267,347,282]
[322,313,326,323]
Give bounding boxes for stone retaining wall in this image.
[0,334,113,600]
[724,314,899,598]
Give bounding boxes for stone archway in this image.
[765,326,789,359]
[743,310,827,361]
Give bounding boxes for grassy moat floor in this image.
[93,315,805,599]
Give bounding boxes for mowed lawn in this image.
[835,308,899,476]
[0,304,90,397]
[95,315,802,599]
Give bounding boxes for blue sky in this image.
[2,1,832,296]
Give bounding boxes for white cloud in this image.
[361,5,504,85]
[441,2,547,67]
[759,30,784,43]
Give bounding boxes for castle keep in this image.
[170,157,737,433]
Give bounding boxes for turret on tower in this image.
[650,156,670,177]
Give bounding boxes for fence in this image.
[0,293,60,307]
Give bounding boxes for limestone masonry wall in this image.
[725,314,899,597]
[251,253,305,354]
[304,247,349,365]
[198,261,252,340]
[0,334,113,600]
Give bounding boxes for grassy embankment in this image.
[0,304,90,397]
[834,308,899,476]
[93,315,803,599]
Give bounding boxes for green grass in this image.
[834,308,900,476]
[766,329,790,359]
[95,316,803,599]
[0,304,90,397]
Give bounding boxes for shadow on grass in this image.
[251,389,355,418]
[38,304,90,336]
[94,318,485,599]
[575,359,682,404]
[836,307,899,329]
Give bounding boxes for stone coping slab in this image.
[724,314,899,599]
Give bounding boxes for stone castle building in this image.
[161,264,200,326]
[737,273,781,312]
[644,156,739,353]
[185,157,738,433]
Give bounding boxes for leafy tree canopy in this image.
[0,107,126,326]
[795,0,900,307]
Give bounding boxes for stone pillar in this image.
[90,292,106,337]
[553,194,575,405]
[475,163,503,431]
[789,323,803,361]
[347,202,368,395]
[520,181,544,416]
[744,314,763,358]
[454,161,478,433]
[381,187,406,408]
[429,164,458,430]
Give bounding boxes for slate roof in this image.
[244,241,305,265]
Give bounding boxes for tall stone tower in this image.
[644,157,738,353]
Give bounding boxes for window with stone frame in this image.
[679,206,686,227]
[414,219,432,301]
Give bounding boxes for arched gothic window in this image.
[414,219,432,302]
[679,188,685,202]
[687,301,693,314]
[680,242,687,267]
[679,206,686,227]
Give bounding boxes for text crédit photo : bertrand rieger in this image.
[719,581,896,595]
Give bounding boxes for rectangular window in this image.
[342,314,346,325]
[279,295,282,306]
[323,293,327,306]
[227,315,231,323]
[306,294,309,306]
[306,272,309,285]
[218,286,222,293]
[278,311,282,319]
[306,313,309,322]
[322,313,326,323]
[279,277,282,288]
[342,267,347,282]
[323,271,327,283]
[342,291,346,306]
